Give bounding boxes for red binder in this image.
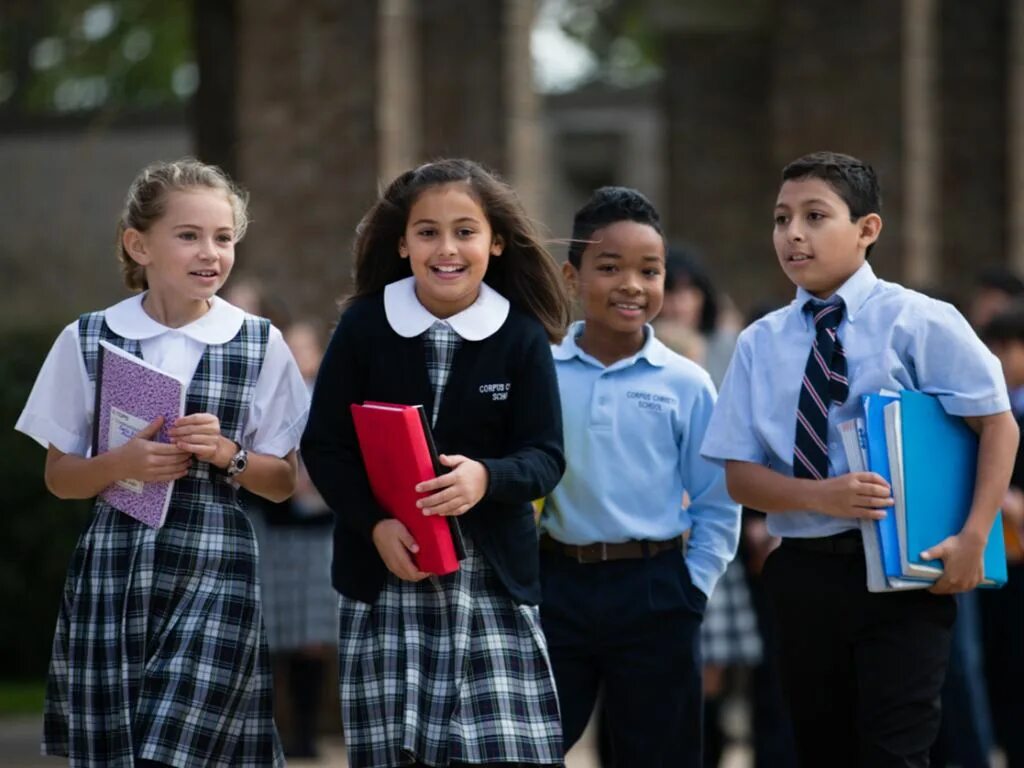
[350,402,463,575]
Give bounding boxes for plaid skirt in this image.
[42,488,284,768]
[700,559,763,666]
[337,537,563,768]
[249,508,337,651]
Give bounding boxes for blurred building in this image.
[542,0,1024,308]
[3,0,1024,327]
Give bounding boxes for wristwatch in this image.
[226,447,249,478]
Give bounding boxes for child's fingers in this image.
[168,424,220,438]
[920,536,954,562]
[427,501,471,517]
[856,507,886,520]
[174,440,217,456]
[397,525,420,554]
[144,442,192,457]
[928,575,957,594]
[438,453,468,468]
[858,494,894,508]
[145,467,191,482]
[144,452,192,467]
[416,484,460,508]
[857,480,893,497]
[135,417,164,441]
[929,565,978,594]
[415,473,456,494]
[173,413,218,427]
[388,546,429,582]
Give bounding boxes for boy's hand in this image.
[113,416,192,482]
[168,413,234,467]
[921,531,986,593]
[372,519,430,582]
[812,472,893,519]
[415,455,488,517]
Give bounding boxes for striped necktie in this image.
[793,299,849,480]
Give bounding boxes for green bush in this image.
[0,327,90,681]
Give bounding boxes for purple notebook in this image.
[92,341,187,528]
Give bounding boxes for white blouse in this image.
[15,293,309,458]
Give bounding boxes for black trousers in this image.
[763,538,956,768]
[539,547,707,768]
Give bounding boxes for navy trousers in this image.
[763,539,956,768]
[539,546,706,768]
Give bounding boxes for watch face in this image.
[229,450,248,476]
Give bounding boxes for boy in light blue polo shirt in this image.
[701,151,1019,768]
[539,187,739,768]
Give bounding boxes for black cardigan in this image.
[301,291,565,605]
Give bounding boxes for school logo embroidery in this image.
[626,390,677,412]
[479,382,511,401]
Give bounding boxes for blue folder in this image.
[861,393,906,579]
[894,390,1007,587]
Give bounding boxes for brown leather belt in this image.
[540,534,685,564]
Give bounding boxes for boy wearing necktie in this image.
[701,151,1018,768]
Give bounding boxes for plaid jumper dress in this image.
[337,321,563,768]
[42,311,285,768]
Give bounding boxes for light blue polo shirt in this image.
[541,322,741,597]
[700,262,1010,539]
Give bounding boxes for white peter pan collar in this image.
[104,293,245,345]
[383,276,510,341]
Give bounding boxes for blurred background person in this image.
[223,280,336,760]
[654,247,767,768]
[980,303,1024,768]
[968,267,1024,331]
[250,319,336,760]
[656,246,738,388]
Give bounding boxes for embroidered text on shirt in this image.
[626,390,677,412]
[480,382,511,401]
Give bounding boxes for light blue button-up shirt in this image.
[700,262,1010,539]
[541,322,741,597]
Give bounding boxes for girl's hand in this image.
[168,413,235,467]
[921,531,986,594]
[372,519,430,582]
[415,455,489,517]
[114,416,192,482]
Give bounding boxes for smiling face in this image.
[565,219,665,352]
[124,188,237,305]
[398,182,503,318]
[773,177,881,299]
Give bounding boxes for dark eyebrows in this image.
[410,216,482,227]
[775,197,835,211]
[593,251,663,262]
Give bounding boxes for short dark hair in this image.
[981,301,1024,344]
[976,266,1024,297]
[782,151,881,218]
[568,186,664,268]
[782,151,881,257]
